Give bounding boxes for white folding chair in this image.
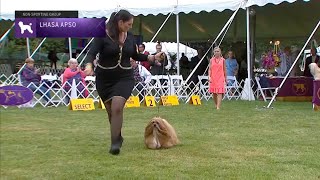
[169,75,188,101]
[255,76,277,102]
[85,76,98,102]
[157,75,170,96]
[224,76,241,100]
[198,75,211,100]
[146,75,162,102]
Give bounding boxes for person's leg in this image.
[104,100,112,125]
[27,84,37,92]
[32,84,47,101]
[212,93,217,108]
[63,87,70,104]
[216,93,223,110]
[39,85,52,104]
[77,85,85,98]
[109,96,126,155]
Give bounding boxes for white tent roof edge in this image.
[1,0,310,20]
[0,0,241,20]
[245,0,298,7]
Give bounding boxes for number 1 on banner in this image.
[189,95,201,105]
[145,96,156,107]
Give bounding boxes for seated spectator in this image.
[130,58,152,101]
[62,58,88,103]
[20,58,54,107]
[138,44,151,71]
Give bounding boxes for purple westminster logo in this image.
[15,18,106,38]
[0,85,34,106]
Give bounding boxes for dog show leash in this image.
[157,48,167,117]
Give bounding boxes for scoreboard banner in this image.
[15,18,106,38]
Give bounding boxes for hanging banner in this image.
[15,11,78,18]
[15,18,106,38]
[312,80,320,107]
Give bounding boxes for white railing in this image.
[1,74,255,108]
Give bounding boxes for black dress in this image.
[304,55,320,77]
[89,32,148,102]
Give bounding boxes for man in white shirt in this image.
[130,58,152,101]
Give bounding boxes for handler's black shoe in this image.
[109,136,123,155]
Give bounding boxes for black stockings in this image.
[104,96,126,154]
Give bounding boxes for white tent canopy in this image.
[3,0,313,20]
[1,0,246,20]
[143,42,197,60]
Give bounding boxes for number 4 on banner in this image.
[144,96,156,107]
[189,95,201,105]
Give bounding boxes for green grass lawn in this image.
[1,100,319,179]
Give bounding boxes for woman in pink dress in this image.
[209,47,226,110]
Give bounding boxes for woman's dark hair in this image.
[106,9,133,45]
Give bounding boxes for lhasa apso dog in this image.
[144,117,179,149]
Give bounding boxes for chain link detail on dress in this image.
[96,46,132,70]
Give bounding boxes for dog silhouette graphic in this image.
[18,21,33,34]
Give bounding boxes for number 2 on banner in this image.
[145,96,156,107]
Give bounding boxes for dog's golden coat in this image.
[144,117,179,149]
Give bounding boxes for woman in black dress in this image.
[86,10,164,155]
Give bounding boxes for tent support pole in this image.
[176,12,180,75]
[150,10,174,42]
[16,37,47,75]
[0,23,14,43]
[68,37,72,59]
[77,38,95,66]
[26,38,31,57]
[246,7,252,101]
[185,3,241,83]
